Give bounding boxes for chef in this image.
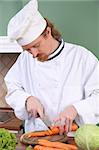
[5,0,99,133]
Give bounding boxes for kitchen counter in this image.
[0,107,23,132]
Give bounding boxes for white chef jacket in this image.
[4,39,99,132]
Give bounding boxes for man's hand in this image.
[54,105,78,134]
[26,96,44,118]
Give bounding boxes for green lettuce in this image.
[74,124,99,150]
[0,128,17,150]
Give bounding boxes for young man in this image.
[5,0,99,133]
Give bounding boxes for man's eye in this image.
[33,44,40,48]
[26,49,31,53]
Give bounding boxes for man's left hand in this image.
[53,105,78,134]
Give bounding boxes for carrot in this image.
[49,126,59,134]
[33,145,67,150]
[71,123,78,131]
[64,144,78,150]
[28,127,59,138]
[51,123,78,132]
[28,131,50,138]
[28,123,78,138]
[38,139,78,150]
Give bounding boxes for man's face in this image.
[22,27,51,62]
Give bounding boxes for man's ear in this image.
[43,27,51,38]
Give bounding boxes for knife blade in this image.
[67,131,75,137]
[41,115,52,130]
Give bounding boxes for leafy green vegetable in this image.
[0,128,17,150]
[74,124,99,150]
[96,123,99,127]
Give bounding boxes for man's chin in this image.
[37,54,49,62]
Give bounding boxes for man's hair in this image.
[41,18,61,41]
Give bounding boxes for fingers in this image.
[53,105,77,134]
[28,109,38,118]
[38,107,44,118]
[59,118,65,135]
[28,107,44,119]
[54,116,73,134]
[26,96,44,119]
[65,117,73,133]
[69,119,73,132]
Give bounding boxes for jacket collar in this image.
[48,39,64,61]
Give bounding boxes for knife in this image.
[67,131,75,137]
[41,115,52,130]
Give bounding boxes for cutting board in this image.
[20,132,67,145]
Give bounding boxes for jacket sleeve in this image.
[73,52,99,125]
[4,53,31,120]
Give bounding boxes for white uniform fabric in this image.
[5,40,99,132]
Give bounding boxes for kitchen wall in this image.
[39,0,99,59]
[0,54,19,107]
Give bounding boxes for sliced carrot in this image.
[28,123,78,138]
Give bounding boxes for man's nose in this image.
[30,48,39,57]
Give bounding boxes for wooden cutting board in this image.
[20,132,67,145]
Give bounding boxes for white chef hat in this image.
[7,0,47,46]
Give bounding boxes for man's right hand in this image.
[25,96,44,118]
